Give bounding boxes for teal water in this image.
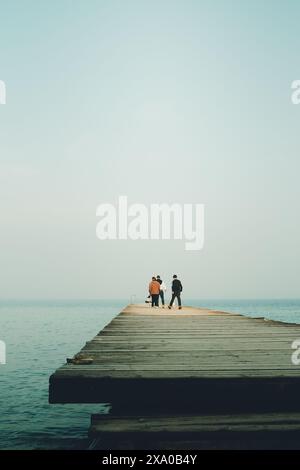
[0,300,125,450]
[0,299,300,449]
[187,299,300,324]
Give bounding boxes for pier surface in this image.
[49,304,300,448]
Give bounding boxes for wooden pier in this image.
[49,304,300,449]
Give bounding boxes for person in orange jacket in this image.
[149,277,161,308]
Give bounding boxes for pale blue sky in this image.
[0,0,300,299]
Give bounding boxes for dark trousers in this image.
[170,292,181,307]
[159,290,165,305]
[151,294,159,307]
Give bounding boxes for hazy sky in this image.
[1,0,300,299]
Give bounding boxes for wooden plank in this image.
[51,367,300,378]
[83,344,294,351]
[92,334,300,339]
[101,325,300,330]
[68,351,294,363]
[90,412,300,434]
[88,413,300,450]
[59,364,297,370]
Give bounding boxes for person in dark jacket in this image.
[168,274,183,310]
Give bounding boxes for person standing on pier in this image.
[149,277,161,308]
[156,275,167,308]
[168,275,183,310]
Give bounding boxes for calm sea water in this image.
[0,298,300,450]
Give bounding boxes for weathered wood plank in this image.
[83,344,294,351]
[65,351,294,365]
[58,365,298,371]
[88,413,300,450]
[51,367,300,378]
[90,412,300,434]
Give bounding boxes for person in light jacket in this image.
[156,275,167,308]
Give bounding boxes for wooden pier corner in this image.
[49,304,300,449]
